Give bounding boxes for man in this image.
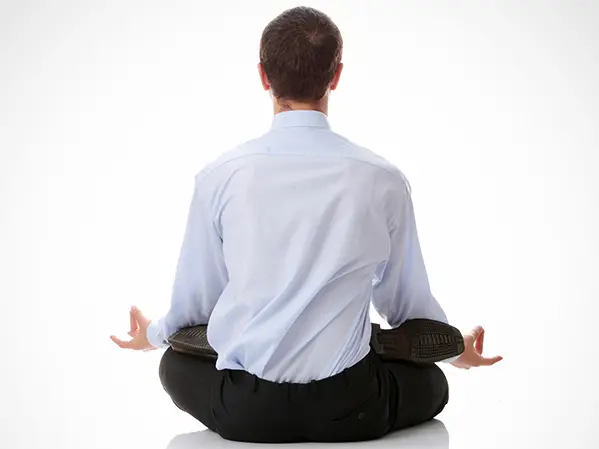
[111,6,502,443]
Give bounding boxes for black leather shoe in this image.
[370,319,465,364]
[168,325,217,359]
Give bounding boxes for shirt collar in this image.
[271,110,331,130]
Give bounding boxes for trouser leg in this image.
[159,330,449,440]
[384,359,449,431]
[159,348,223,432]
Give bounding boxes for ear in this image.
[257,63,270,91]
[329,62,344,91]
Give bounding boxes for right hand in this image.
[451,326,502,369]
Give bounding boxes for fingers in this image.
[478,355,503,366]
[461,326,482,348]
[111,307,150,349]
[110,334,148,350]
[469,326,484,341]
[475,328,485,354]
[110,335,135,349]
[129,307,139,335]
[131,306,150,329]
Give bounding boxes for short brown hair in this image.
[259,7,343,102]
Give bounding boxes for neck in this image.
[273,97,329,115]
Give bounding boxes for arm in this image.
[370,176,503,369]
[145,175,228,348]
[371,178,447,328]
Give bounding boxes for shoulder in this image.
[193,135,269,186]
[331,133,411,193]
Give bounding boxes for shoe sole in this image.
[372,319,465,364]
[169,319,465,364]
[168,325,217,359]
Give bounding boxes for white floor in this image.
[166,420,449,449]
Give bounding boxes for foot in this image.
[168,325,217,359]
[371,319,465,363]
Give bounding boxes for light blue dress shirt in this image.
[146,110,448,383]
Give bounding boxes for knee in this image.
[432,364,448,391]
[430,365,449,415]
[159,348,176,392]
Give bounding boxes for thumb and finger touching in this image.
[474,328,485,355]
[452,325,503,368]
[130,306,150,329]
[467,325,503,366]
[111,306,151,350]
[128,308,139,337]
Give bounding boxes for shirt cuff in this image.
[146,320,170,349]
[441,355,461,364]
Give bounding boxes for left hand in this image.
[110,306,155,351]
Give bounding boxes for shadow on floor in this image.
[166,419,449,448]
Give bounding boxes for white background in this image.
[1,1,598,448]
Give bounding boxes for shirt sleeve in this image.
[371,177,448,329]
[146,175,228,348]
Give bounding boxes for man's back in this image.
[146,110,447,382]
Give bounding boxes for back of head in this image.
[260,7,343,103]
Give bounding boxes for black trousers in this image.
[159,348,449,443]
